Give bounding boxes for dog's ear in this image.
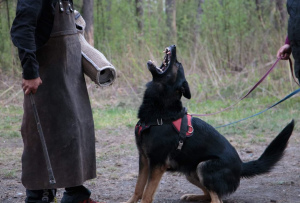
[176,62,191,99]
[181,80,191,99]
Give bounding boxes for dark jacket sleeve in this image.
[10,0,43,79]
[285,36,290,45]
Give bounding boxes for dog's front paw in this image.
[180,194,211,202]
[121,196,140,203]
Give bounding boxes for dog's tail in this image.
[241,120,294,178]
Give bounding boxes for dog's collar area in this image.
[135,114,193,135]
[135,107,193,151]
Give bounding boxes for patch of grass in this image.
[1,91,299,143]
[2,169,17,179]
[93,107,137,130]
[187,95,300,138]
[0,105,22,138]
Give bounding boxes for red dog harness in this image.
[135,109,194,150]
[172,114,193,137]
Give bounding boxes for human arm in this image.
[10,0,43,93]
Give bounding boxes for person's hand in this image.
[277,44,292,60]
[22,77,42,95]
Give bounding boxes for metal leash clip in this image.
[177,140,184,150]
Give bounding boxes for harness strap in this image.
[177,113,187,150]
[172,114,193,137]
[135,108,191,151]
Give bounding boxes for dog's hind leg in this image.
[180,172,211,202]
[140,165,167,203]
[126,154,149,203]
[196,160,240,203]
[209,191,223,203]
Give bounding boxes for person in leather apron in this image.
[277,0,300,82]
[11,1,99,202]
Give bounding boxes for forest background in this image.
[0,0,299,136]
[1,1,300,202]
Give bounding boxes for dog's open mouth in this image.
[147,46,174,75]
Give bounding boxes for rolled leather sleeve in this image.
[10,0,42,79]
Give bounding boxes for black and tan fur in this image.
[126,45,294,203]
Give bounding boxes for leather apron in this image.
[21,0,96,190]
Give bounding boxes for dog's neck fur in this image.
[138,83,184,122]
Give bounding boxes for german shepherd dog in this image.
[126,45,294,203]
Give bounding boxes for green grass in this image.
[3,169,17,179]
[1,93,299,139]
[0,105,23,138]
[92,107,137,130]
[0,105,138,137]
[186,95,300,137]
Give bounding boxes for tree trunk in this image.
[255,0,266,29]
[82,0,94,46]
[6,0,17,74]
[194,0,204,46]
[275,0,286,26]
[135,0,144,35]
[165,0,177,44]
[6,0,11,29]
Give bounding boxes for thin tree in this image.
[5,0,17,74]
[165,0,177,44]
[275,0,286,26]
[194,0,204,49]
[135,0,144,35]
[255,0,266,29]
[82,0,94,46]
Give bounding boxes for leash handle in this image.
[29,93,56,185]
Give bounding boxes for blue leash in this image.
[216,88,300,128]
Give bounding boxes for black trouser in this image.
[25,185,91,203]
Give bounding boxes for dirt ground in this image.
[0,125,300,203]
